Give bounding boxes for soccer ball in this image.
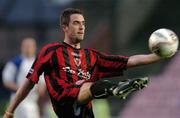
[149,28,179,58]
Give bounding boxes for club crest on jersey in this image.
[74,58,81,67]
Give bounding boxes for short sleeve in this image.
[92,49,129,79]
[26,44,55,83]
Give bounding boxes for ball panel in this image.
[149,28,179,58]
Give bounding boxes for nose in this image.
[79,23,85,30]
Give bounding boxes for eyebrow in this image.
[73,20,85,23]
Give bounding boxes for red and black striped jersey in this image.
[26,42,129,118]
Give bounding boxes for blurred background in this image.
[0,0,180,118]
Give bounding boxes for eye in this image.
[72,21,85,26]
[73,21,79,25]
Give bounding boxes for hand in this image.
[3,111,14,118]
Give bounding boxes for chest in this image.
[56,48,97,70]
[50,48,97,80]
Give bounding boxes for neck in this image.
[22,54,35,58]
[64,39,81,49]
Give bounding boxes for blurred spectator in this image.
[2,38,43,118]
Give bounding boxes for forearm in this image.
[127,53,161,68]
[77,83,93,105]
[5,79,34,113]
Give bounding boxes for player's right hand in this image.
[3,112,14,118]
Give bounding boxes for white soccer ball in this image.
[149,28,179,58]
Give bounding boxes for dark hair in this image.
[60,8,83,26]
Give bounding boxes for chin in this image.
[74,38,84,43]
[78,38,84,41]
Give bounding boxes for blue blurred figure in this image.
[2,38,42,118]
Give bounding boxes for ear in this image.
[62,25,68,32]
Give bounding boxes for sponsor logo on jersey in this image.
[62,67,91,80]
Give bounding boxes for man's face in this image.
[64,14,85,43]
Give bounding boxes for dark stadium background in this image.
[0,0,180,118]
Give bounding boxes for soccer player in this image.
[2,38,43,118]
[3,8,162,118]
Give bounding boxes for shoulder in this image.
[86,48,99,53]
[41,42,63,51]
[86,48,105,56]
[39,42,63,56]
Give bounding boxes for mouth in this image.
[78,32,84,34]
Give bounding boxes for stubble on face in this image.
[68,14,85,44]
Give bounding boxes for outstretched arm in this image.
[3,79,35,118]
[127,53,161,68]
